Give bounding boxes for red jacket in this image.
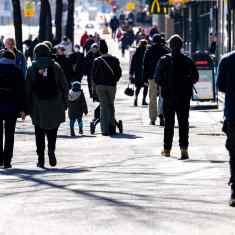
[80,34,89,48]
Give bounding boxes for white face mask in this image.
[74,47,80,52]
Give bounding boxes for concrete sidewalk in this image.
[0,36,234,235]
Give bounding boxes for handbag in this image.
[124,83,134,96]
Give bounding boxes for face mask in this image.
[74,47,80,52]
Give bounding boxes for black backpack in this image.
[33,66,58,100]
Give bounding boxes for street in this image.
[0,35,234,235]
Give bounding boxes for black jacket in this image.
[92,54,122,86]
[130,46,147,84]
[84,51,100,78]
[143,44,170,80]
[69,52,85,82]
[0,61,25,114]
[155,52,199,101]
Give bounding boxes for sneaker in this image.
[117,120,123,134]
[4,164,12,169]
[70,129,75,137]
[90,122,95,134]
[179,149,189,160]
[229,184,235,207]
[161,149,171,157]
[48,152,57,167]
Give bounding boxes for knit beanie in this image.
[34,43,50,58]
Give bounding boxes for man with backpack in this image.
[26,43,69,168]
[92,39,122,136]
[154,34,199,160]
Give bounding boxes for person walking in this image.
[217,50,235,207]
[4,38,27,79]
[129,39,148,106]
[155,34,198,160]
[143,33,170,125]
[110,16,119,40]
[26,43,69,168]
[84,43,100,98]
[0,50,26,168]
[68,81,88,136]
[92,40,122,136]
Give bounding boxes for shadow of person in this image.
[110,133,142,139]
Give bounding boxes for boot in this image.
[37,155,45,168]
[161,149,171,157]
[117,120,123,134]
[159,115,165,126]
[0,157,3,167]
[230,184,235,207]
[142,99,148,105]
[134,98,138,107]
[48,151,57,167]
[79,127,83,135]
[179,148,189,160]
[4,158,12,169]
[90,121,95,134]
[70,128,75,137]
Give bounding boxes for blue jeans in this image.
[70,118,83,130]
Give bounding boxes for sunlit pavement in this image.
[0,31,234,235]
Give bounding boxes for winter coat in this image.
[154,52,199,102]
[129,46,147,85]
[69,52,85,82]
[92,54,122,87]
[143,44,170,80]
[110,17,119,30]
[80,34,89,48]
[68,89,88,119]
[0,58,26,115]
[14,49,27,79]
[84,51,100,78]
[217,51,235,121]
[55,55,74,87]
[26,59,69,129]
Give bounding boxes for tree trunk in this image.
[11,0,23,51]
[66,0,75,43]
[39,0,53,42]
[55,0,63,44]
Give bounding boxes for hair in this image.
[99,39,108,54]
[4,38,16,48]
[168,34,183,50]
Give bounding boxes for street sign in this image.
[127,2,136,11]
[24,0,36,17]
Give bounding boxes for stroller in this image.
[90,104,123,134]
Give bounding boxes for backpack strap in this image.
[99,56,115,76]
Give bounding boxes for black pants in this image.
[163,99,190,150]
[135,84,148,101]
[225,121,235,184]
[34,126,58,157]
[0,115,17,164]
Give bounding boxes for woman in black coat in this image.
[129,39,148,106]
[0,50,26,168]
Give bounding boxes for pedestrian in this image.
[129,39,148,106]
[80,31,89,53]
[0,36,4,50]
[217,49,235,207]
[68,81,88,136]
[92,39,122,136]
[0,49,26,168]
[23,34,33,60]
[4,38,27,79]
[84,35,95,55]
[55,45,74,88]
[69,44,85,82]
[155,34,199,160]
[26,43,69,168]
[120,32,129,57]
[84,43,100,98]
[143,33,170,125]
[59,36,73,57]
[110,16,119,40]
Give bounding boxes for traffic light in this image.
[149,0,169,14]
